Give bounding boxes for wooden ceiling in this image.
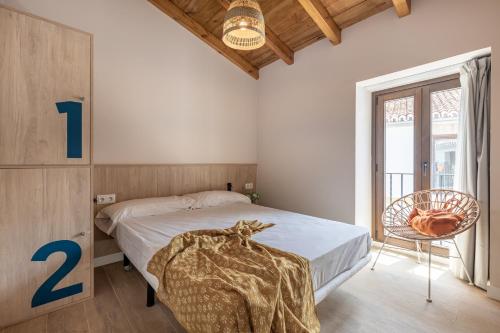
[149,0,411,79]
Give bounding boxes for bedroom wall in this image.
[257,0,500,297]
[0,0,258,164]
[0,0,258,261]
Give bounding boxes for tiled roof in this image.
[385,88,461,123]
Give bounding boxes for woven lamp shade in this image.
[223,0,265,51]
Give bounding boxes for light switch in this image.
[245,183,254,190]
[96,194,116,205]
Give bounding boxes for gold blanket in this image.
[147,220,320,333]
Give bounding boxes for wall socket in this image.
[244,183,254,190]
[96,194,116,205]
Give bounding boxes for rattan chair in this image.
[370,189,481,302]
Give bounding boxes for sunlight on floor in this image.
[376,251,407,266]
[374,248,450,281]
[408,264,447,281]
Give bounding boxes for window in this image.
[373,75,461,255]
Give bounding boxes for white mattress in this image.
[112,203,371,293]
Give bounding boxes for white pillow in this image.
[185,191,251,209]
[96,196,195,234]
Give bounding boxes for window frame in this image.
[372,74,460,256]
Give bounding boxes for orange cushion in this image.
[409,207,464,237]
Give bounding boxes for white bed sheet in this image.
[112,203,371,294]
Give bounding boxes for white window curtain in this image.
[451,56,491,289]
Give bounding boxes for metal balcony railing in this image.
[433,173,455,189]
[386,172,455,204]
[386,172,413,204]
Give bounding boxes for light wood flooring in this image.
[3,250,500,333]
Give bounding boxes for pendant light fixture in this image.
[222,0,265,51]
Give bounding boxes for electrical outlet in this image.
[96,194,116,205]
[245,183,254,190]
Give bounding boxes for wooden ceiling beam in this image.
[297,0,341,45]
[392,0,411,17]
[218,0,294,65]
[265,29,294,65]
[148,0,259,79]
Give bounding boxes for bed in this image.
[97,200,371,306]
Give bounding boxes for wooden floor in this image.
[4,250,500,333]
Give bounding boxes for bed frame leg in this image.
[147,283,155,307]
[123,254,132,272]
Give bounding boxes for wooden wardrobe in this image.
[0,6,93,328]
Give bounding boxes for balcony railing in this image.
[386,172,413,204]
[386,172,455,204]
[433,173,455,189]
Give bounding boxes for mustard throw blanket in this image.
[147,220,320,333]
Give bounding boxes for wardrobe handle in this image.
[75,231,86,238]
[423,162,428,177]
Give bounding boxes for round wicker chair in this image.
[371,189,481,302]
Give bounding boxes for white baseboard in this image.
[487,285,500,302]
[94,252,124,268]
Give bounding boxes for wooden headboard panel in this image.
[93,164,257,215]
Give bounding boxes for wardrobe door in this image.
[0,168,91,328]
[0,7,91,166]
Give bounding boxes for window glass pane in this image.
[430,87,461,249]
[430,88,462,190]
[384,96,414,209]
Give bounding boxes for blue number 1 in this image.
[31,240,83,307]
[56,101,82,158]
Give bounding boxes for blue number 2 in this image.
[31,240,83,308]
[56,101,82,158]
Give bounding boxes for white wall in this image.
[0,0,258,164]
[257,0,500,293]
[4,0,500,297]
